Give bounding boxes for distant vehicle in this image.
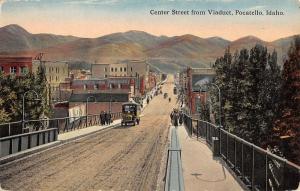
[173,87,177,95]
[121,102,141,126]
[164,93,168,99]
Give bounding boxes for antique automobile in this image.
[121,102,141,126]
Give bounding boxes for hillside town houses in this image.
[0,56,162,119]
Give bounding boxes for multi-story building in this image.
[0,56,32,76]
[91,60,149,96]
[59,77,136,101]
[180,67,216,115]
[91,60,149,78]
[69,92,130,115]
[33,60,69,101]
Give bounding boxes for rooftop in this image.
[69,92,129,103]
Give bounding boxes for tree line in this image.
[210,36,300,165]
[0,65,51,124]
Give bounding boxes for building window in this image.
[104,74,107,78]
[0,66,3,73]
[111,68,113,72]
[131,67,133,72]
[56,68,59,73]
[56,76,58,82]
[20,67,29,75]
[84,84,87,90]
[124,67,127,72]
[120,67,123,72]
[104,67,107,72]
[94,84,99,90]
[115,68,117,72]
[10,66,17,74]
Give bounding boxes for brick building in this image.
[180,67,216,114]
[59,76,139,102]
[0,56,32,76]
[69,92,130,115]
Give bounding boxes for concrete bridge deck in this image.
[0,77,174,191]
[177,125,245,191]
[0,75,244,191]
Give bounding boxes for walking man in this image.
[170,109,179,128]
[100,111,105,125]
[104,111,108,125]
[107,112,112,125]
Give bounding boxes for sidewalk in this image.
[177,125,245,191]
[58,119,121,142]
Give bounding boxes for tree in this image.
[34,63,51,119]
[272,36,300,165]
[0,72,11,123]
[212,47,232,129]
[0,65,51,124]
[212,44,281,146]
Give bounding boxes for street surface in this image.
[0,76,177,191]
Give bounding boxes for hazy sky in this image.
[0,0,299,41]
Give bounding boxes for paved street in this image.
[0,77,177,191]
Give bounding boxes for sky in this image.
[0,0,299,41]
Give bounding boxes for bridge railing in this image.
[0,128,58,159]
[165,128,184,191]
[0,112,122,138]
[183,113,300,191]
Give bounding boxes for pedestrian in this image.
[100,111,105,125]
[173,111,179,128]
[179,111,183,125]
[170,109,174,121]
[107,112,112,124]
[170,108,179,127]
[104,111,108,125]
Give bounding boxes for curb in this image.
[0,122,121,166]
[59,122,121,144]
[0,141,61,166]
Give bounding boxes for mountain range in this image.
[0,24,297,73]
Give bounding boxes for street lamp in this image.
[196,85,203,117]
[197,85,206,101]
[86,96,96,127]
[22,90,40,130]
[109,98,112,113]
